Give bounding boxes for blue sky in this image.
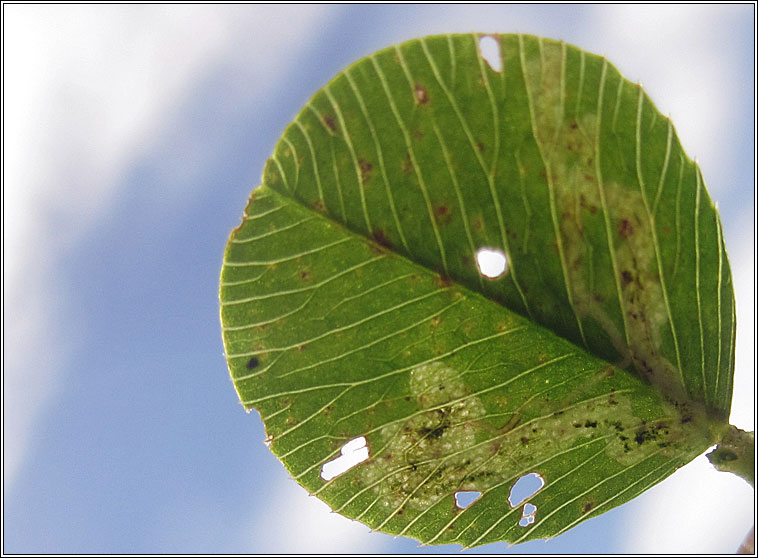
[3,4,754,553]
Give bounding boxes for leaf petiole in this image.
[707,426,754,487]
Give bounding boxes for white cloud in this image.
[2,5,331,485]
[620,454,754,553]
[248,476,390,553]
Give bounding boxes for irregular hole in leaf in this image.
[508,472,545,507]
[476,247,508,278]
[519,502,538,527]
[454,490,482,509]
[320,436,369,481]
[478,35,503,72]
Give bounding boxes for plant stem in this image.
[707,425,754,487]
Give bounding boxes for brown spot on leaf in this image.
[371,228,393,250]
[435,205,452,225]
[323,115,337,132]
[414,84,428,104]
[359,159,372,184]
[435,273,453,288]
[402,153,413,175]
[618,218,635,238]
[621,270,633,286]
[583,502,594,513]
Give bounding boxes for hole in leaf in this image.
[454,490,481,509]
[519,502,538,527]
[508,472,545,507]
[476,247,508,278]
[479,35,503,72]
[320,436,369,481]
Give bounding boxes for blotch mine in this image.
[522,40,685,402]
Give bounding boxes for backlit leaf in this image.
[219,33,734,546]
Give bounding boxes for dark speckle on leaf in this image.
[359,159,373,183]
[371,228,393,250]
[436,273,453,288]
[618,218,635,238]
[323,115,337,132]
[246,357,259,370]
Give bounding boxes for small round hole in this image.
[476,248,508,278]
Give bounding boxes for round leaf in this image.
[219,33,734,547]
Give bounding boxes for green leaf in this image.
[219,33,735,546]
